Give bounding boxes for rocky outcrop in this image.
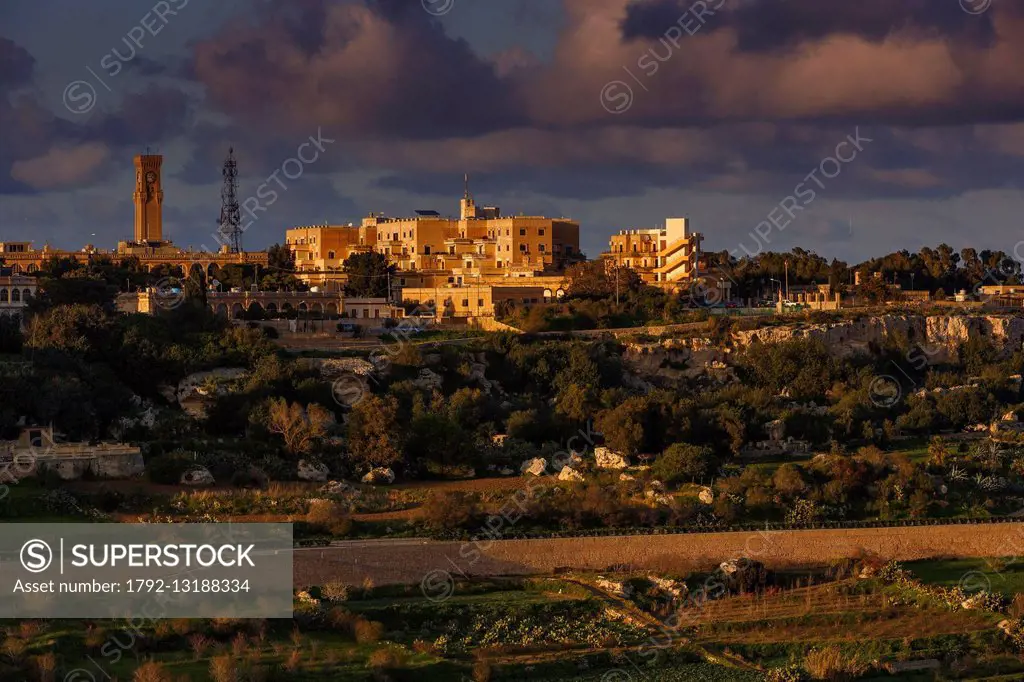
[414,369,444,391]
[172,368,250,418]
[558,466,585,482]
[320,480,355,495]
[298,460,330,482]
[361,467,395,485]
[300,357,376,379]
[181,466,215,486]
[595,447,629,469]
[733,314,1024,364]
[521,458,547,476]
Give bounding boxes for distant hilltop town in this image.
[0,153,706,320]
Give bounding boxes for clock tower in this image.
[133,154,164,243]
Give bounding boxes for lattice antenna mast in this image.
[218,147,242,253]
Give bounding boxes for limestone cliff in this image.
[732,314,1024,363]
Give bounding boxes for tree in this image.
[653,443,715,485]
[25,304,113,358]
[565,260,642,299]
[266,398,333,455]
[346,395,403,468]
[343,252,395,298]
[260,243,302,291]
[595,397,648,456]
[772,463,807,497]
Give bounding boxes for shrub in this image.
[305,499,353,536]
[132,661,172,682]
[321,581,350,603]
[652,443,715,486]
[148,450,197,485]
[354,618,385,644]
[231,466,269,490]
[35,652,57,682]
[209,654,238,682]
[189,633,212,660]
[367,647,407,671]
[803,646,868,681]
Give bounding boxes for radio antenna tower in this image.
[218,147,242,253]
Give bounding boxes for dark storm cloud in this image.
[190,0,525,139]
[0,36,35,89]
[620,0,996,50]
[92,86,195,147]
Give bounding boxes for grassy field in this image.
[906,557,1024,600]
[3,565,1022,680]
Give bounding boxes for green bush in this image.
[148,451,198,485]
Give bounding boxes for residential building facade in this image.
[603,217,702,286]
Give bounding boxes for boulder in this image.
[648,575,687,597]
[521,458,548,476]
[180,466,215,487]
[596,578,631,597]
[558,466,585,482]
[594,446,629,469]
[619,473,635,482]
[698,487,714,504]
[361,467,395,485]
[414,369,443,391]
[297,459,330,482]
[320,480,353,495]
[718,558,768,593]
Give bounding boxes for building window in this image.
[477,299,484,307]
[539,229,545,236]
[424,246,431,255]
[399,278,406,285]
[539,244,546,252]
[328,251,335,259]
[448,277,455,283]
[10,289,19,302]
[461,299,469,307]
[519,229,526,236]
[519,244,527,252]
[0,289,7,302]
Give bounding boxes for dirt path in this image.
[293,522,1024,588]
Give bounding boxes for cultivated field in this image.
[294,523,1024,587]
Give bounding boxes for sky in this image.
[0,0,1022,263]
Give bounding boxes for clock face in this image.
[145,171,156,184]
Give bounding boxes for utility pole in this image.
[784,259,790,301]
